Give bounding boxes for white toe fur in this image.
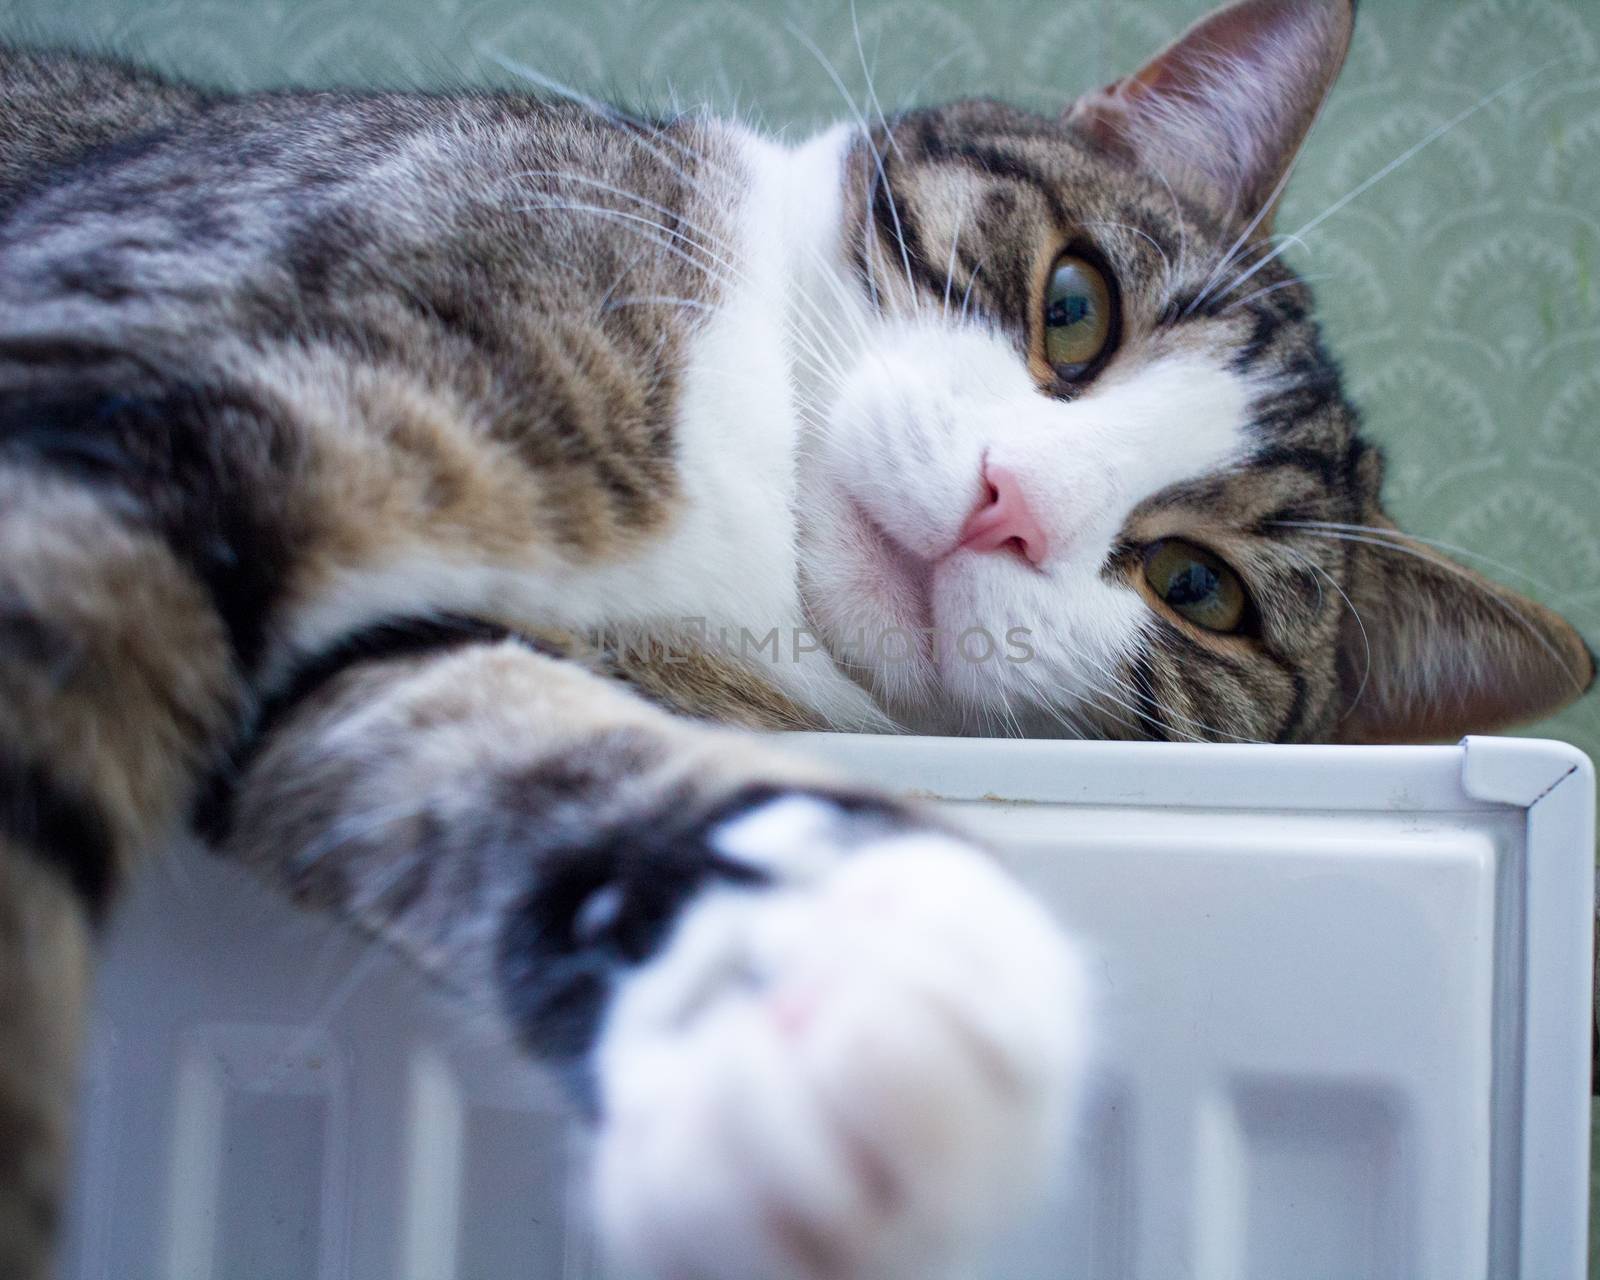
[591,820,1090,1280]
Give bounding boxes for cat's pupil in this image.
[1047,295,1090,328]
[1165,562,1218,607]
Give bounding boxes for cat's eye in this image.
[1142,539,1251,634]
[1043,253,1114,379]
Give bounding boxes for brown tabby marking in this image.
[0,5,1592,1276]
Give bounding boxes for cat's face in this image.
[802,100,1341,743]
[796,0,1593,743]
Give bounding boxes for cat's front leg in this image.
[218,626,1088,1280]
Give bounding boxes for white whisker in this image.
[1213,55,1574,307]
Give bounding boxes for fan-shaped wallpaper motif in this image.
[2,0,1596,757]
[3,0,1600,1264]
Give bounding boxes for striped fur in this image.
[0,3,1592,1276]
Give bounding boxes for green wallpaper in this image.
[3,0,1599,761]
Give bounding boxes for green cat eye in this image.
[1043,253,1114,378]
[1142,539,1250,633]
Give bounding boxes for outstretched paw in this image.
[591,793,1089,1280]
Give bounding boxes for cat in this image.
[0,0,1592,1276]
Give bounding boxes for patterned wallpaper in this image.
[3,0,1599,762]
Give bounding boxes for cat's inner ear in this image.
[1065,0,1354,231]
[1334,517,1596,744]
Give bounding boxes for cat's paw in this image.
[590,794,1089,1280]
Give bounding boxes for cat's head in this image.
[796,0,1593,742]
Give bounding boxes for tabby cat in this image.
[0,0,1591,1275]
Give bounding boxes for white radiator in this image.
[62,735,1595,1279]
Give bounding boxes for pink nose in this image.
[958,465,1048,565]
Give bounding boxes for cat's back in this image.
[0,50,751,466]
[0,62,735,355]
[0,50,810,704]
[0,46,208,205]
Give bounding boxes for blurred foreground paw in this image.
[591,800,1090,1280]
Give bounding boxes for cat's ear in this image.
[1064,0,1354,230]
[1334,517,1595,743]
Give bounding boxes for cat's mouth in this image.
[843,496,1024,686]
[845,498,937,655]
